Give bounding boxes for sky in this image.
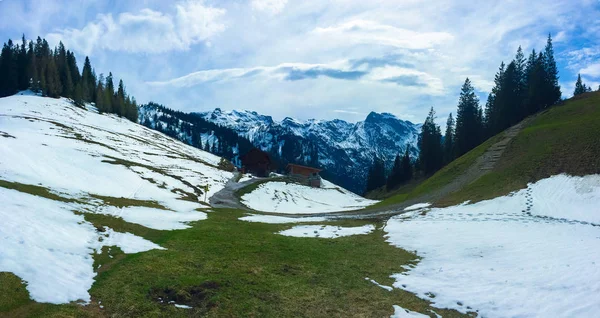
[1,0,599,125]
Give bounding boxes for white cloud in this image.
[251,0,288,15]
[313,19,454,50]
[46,0,226,55]
[580,63,600,78]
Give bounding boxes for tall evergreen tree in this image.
[400,146,412,182]
[17,35,29,90]
[386,153,402,190]
[0,40,18,97]
[454,78,482,156]
[443,113,455,164]
[44,56,62,98]
[418,107,443,174]
[574,74,587,96]
[366,154,386,193]
[542,34,561,107]
[56,41,73,97]
[81,56,95,101]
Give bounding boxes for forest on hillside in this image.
[366,34,591,194]
[0,36,138,122]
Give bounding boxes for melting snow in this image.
[403,203,431,211]
[239,214,328,224]
[384,174,600,317]
[0,188,163,304]
[241,180,378,213]
[278,224,375,238]
[390,305,429,318]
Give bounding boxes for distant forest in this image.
[0,35,138,122]
[367,34,575,194]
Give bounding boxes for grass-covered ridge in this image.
[377,91,600,208]
[439,91,600,206]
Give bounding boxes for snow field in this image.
[240,179,378,213]
[0,93,234,304]
[384,174,600,317]
[278,224,375,238]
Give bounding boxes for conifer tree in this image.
[17,35,29,90]
[543,34,561,107]
[56,42,73,97]
[386,153,402,190]
[81,56,94,101]
[401,146,412,182]
[366,154,386,193]
[454,78,482,156]
[0,40,18,97]
[443,113,455,164]
[418,107,443,174]
[44,56,62,98]
[574,74,586,96]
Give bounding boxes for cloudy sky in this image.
[1,0,599,124]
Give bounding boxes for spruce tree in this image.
[17,35,29,90]
[454,78,482,156]
[401,146,412,182]
[543,34,561,107]
[418,107,443,174]
[44,56,62,98]
[56,41,73,97]
[443,113,455,164]
[386,154,402,190]
[81,56,94,101]
[366,154,386,193]
[574,74,586,96]
[0,40,18,97]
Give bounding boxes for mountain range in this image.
[197,108,421,193]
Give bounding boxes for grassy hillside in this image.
[377,91,600,207]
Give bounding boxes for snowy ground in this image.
[278,224,375,238]
[241,179,378,213]
[384,174,600,318]
[0,92,233,303]
[239,214,328,224]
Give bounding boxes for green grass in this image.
[0,207,469,317]
[0,179,80,203]
[438,92,600,206]
[373,132,505,208]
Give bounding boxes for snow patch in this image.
[403,203,431,211]
[239,214,328,224]
[384,174,600,317]
[241,181,378,213]
[278,224,375,238]
[390,305,429,318]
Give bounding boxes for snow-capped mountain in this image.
[199,108,421,193]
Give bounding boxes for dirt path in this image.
[209,173,263,209]
[313,120,529,220]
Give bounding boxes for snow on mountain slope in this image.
[384,174,600,318]
[0,92,233,303]
[199,108,421,194]
[240,179,378,213]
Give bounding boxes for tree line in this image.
[366,34,564,194]
[0,35,137,122]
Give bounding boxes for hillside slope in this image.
[0,91,233,303]
[375,91,600,209]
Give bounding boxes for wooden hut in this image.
[286,163,322,187]
[240,148,272,177]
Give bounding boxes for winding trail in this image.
[209,173,263,210]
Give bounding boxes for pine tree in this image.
[542,34,561,107]
[401,146,412,182]
[418,107,443,174]
[366,154,386,193]
[25,41,38,92]
[72,82,84,107]
[454,78,482,156]
[81,56,94,101]
[443,113,455,164]
[44,56,62,98]
[104,72,114,113]
[574,74,586,96]
[17,35,29,90]
[0,40,18,97]
[386,154,402,190]
[56,41,73,97]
